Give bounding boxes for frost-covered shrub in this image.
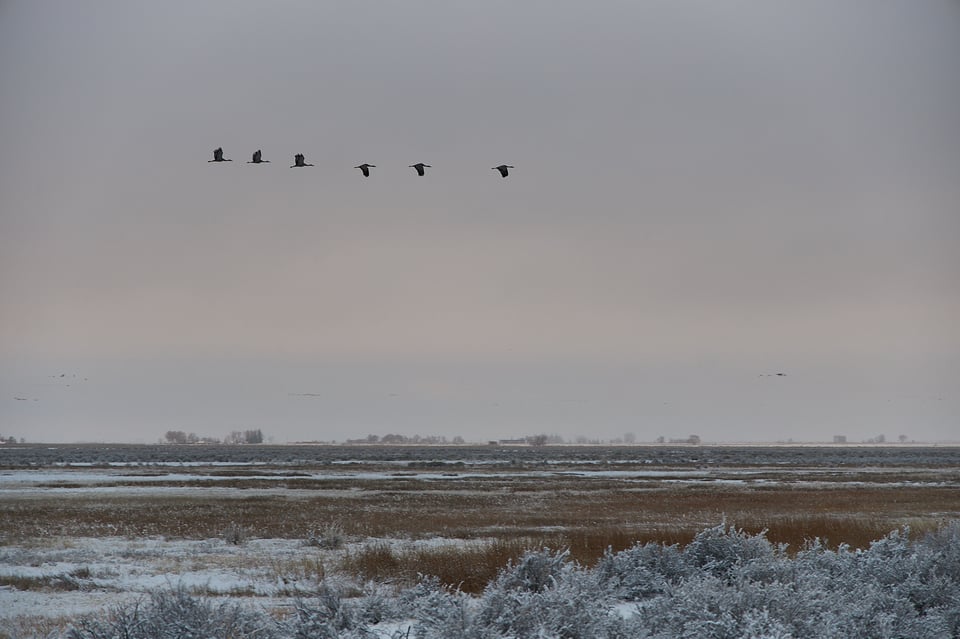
[355,581,403,625]
[408,577,481,639]
[638,569,807,639]
[289,583,358,639]
[66,586,279,639]
[472,550,625,639]
[596,540,688,600]
[489,548,569,594]
[682,523,776,578]
[816,527,960,639]
[473,549,569,637]
[531,568,626,639]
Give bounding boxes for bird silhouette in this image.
[208,147,232,162]
[492,164,514,177]
[290,154,314,168]
[355,164,376,177]
[409,163,431,176]
[247,150,270,164]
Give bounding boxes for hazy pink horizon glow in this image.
[1,1,957,443]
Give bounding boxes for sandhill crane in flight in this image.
[409,163,431,176]
[208,147,232,162]
[247,150,270,164]
[290,154,314,168]
[355,163,376,177]
[492,164,514,178]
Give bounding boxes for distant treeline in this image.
[345,433,568,446]
[345,433,467,445]
[163,429,264,445]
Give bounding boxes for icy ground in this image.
[1,536,313,618]
[0,534,467,622]
[2,523,960,639]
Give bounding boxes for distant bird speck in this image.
[247,150,270,164]
[355,163,376,177]
[409,163,431,176]
[492,164,514,178]
[208,147,232,162]
[290,154,314,168]
[14,397,27,401]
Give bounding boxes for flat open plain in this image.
[1,444,958,631]
[2,444,958,544]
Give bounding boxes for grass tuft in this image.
[304,523,346,549]
[222,522,249,545]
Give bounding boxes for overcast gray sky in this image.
[1,1,958,444]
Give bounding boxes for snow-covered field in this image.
[1,445,958,638]
[0,534,431,628]
[3,525,960,638]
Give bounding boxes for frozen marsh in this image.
[1,444,958,637]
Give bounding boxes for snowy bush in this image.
[406,578,480,639]
[66,586,279,639]
[681,523,778,578]
[354,581,403,625]
[596,539,688,600]
[488,548,569,594]
[468,549,626,639]
[289,583,360,639]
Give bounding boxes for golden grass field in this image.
[3,446,958,593]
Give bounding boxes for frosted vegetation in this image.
[58,522,960,639]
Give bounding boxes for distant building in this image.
[833,435,847,444]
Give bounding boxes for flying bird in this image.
[290,154,314,168]
[208,147,232,162]
[355,163,376,177]
[492,164,514,178]
[247,150,270,164]
[409,163,431,176]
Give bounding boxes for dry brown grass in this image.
[0,566,91,592]
[2,482,956,545]
[3,469,957,597]
[266,555,328,596]
[340,538,537,593]
[0,482,956,603]
[332,514,948,594]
